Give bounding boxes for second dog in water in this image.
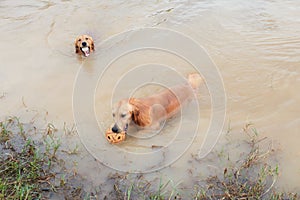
[74,35,94,57]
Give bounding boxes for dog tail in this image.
[188,73,203,89]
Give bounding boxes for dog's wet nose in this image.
[111,124,119,133]
[82,41,87,47]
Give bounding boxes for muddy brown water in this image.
[1,0,299,195]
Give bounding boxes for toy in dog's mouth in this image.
[80,46,90,57]
[105,128,126,144]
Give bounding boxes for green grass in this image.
[0,117,78,199]
[0,118,12,142]
[0,136,48,199]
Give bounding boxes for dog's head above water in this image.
[74,35,94,57]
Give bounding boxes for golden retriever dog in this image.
[74,35,94,57]
[110,73,203,135]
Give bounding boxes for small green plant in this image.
[62,144,80,155]
[149,178,170,200]
[44,134,61,159]
[60,175,66,187]
[45,123,58,135]
[0,120,11,142]
[126,183,134,200]
[148,177,181,200]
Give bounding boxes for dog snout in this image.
[111,124,119,133]
[82,41,87,47]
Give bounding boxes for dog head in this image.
[111,99,133,134]
[74,35,94,57]
[111,98,151,134]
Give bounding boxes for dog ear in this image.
[91,41,95,51]
[129,100,140,125]
[129,98,151,127]
[74,38,79,53]
[75,45,79,53]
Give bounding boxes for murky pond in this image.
[1,0,299,196]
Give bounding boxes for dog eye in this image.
[85,37,89,40]
[78,39,81,42]
[121,114,126,118]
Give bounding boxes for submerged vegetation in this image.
[192,123,297,200]
[106,123,298,200]
[0,117,298,199]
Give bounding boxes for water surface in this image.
[1,0,299,193]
